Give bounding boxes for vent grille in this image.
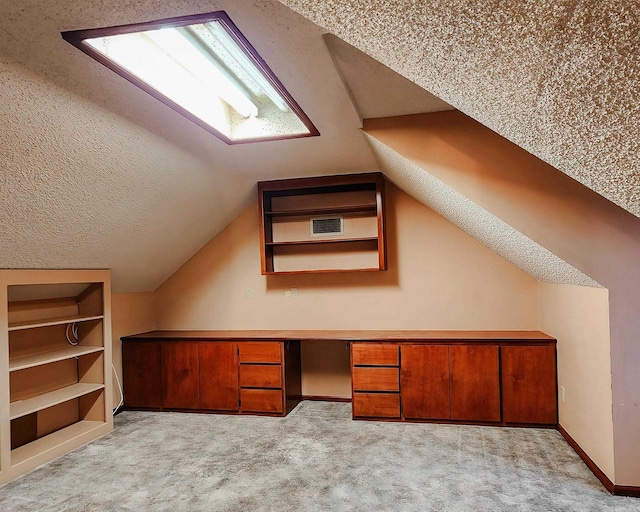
[311,216,343,236]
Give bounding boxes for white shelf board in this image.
[8,314,104,331]
[10,382,105,420]
[9,346,104,372]
[11,420,106,467]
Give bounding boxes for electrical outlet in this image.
[245,288,255,299]
[560,386,566,403]
[285,287,298,298]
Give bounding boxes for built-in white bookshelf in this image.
[9,345,104,372]
[8,314,104,331]
[0,270,113,484]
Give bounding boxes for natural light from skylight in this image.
[63,13,318,143]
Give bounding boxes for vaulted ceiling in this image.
[1,0,635,292]
[0,1,378,291]
[280,0,640,218]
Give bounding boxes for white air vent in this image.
[311,216,343,236]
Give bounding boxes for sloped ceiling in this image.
[323,34,452,119]
[1,0,614,293]
[365,135,600,287]
[326,35,599,287]
[279,0,640,219]
[0,0,382,292]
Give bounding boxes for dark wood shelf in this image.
[266,237,378,247]
[265,204,377,217]
[264,267,382,275]
[258,173,387,274]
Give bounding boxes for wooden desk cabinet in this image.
[239,342,286,414]
[352,344,400,418]
[199,342,238,411]
[122,335,301,417]
[352,337,557,427]
[501,345,557,424]
[400,345,449,420]
[400,345,501,422]
[122,341,162,409]
[161,341,200,409]
[122,330,556,427]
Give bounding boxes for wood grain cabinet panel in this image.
[199,342,238,411]
[353,393,400,418]
[350,342,400,419]
[351,343,398,366]
[502,345,557,425]
[352,367,399,392]
[401,345,450,420]
[239,342,282,363]
[122,338,301,417]
[240,389,283,413]
[122,342,162,409]
[161,342,199,409]
[240,364,282,389]
[449,345,500,422]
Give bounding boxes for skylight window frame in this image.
[61,11,320,144]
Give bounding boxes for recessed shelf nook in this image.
[0,270,113,485]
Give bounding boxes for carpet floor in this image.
[0,401,638,511]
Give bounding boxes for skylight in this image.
[62,12,319,144]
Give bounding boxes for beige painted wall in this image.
[111,292,156,407]
[301,341,351,398]
[538,283,614,480]
[154,184,538,396]
[364,111,640,485]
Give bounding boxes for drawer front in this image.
[240,364,282,389]
[240,389,283,413]
[353,393,400,418]
[351,343,399,366]
[353,367,399,392]
[239,342,282,364]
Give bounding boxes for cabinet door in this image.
[199,343,239,411]
[122,342,162,408]
[502,345,557,424]
[401,345,450,419]
[161,342,199,409]
[449,345,500,422]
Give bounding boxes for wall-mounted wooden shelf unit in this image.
[0,270,113,485]
[258,173,387,275]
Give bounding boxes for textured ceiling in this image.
[328,35,601,288]
[323,34,452,119]
[1,0,615,293]
[1,60,250,292]
[279,0,640,219]
[0,0,379,292]
[366,135,600,287]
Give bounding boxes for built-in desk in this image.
[121,330,557,426]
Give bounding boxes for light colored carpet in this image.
[1,402,638,511]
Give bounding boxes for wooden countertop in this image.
[122,330,555,343]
